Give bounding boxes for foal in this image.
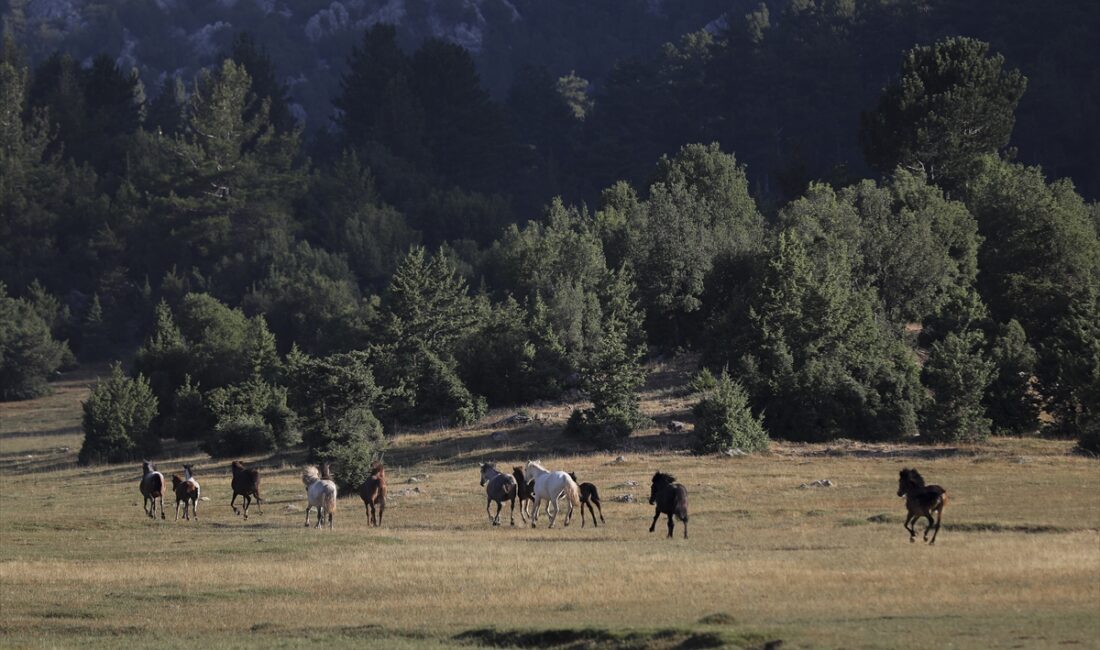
[481,463,518,526]
[649,471,689,539]
[171,466,200,521]
[568,472,605,527]
[897,468,947,544]
[230,460,262,519]
[358,462,387,526]
[513,466,534,523]
[140,461,165,519]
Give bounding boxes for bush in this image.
[315,406,386,493]
[0,283,70,401]
[1077,429,1100,456]
[920,330,995,443]
[693,370,769,453]
[78,364,159,464]
[200,378,299,457]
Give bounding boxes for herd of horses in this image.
[138,460,947,543]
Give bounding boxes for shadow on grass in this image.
[863,513,1078,534]
[454,627,737,650]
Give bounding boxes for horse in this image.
[358,462,387,526]
[649,471,688,539]
[139,461,165,519]
[897,468,947,544]
[302,463,337,529]
[568,472,605,527]
[524,460,580,529]
[170,466,201,521]
[513,466,536,523]
[480,463,518,526]
[230,460,262,519]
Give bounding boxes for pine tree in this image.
[984,320,1040,435]
[693,369,769,453]
[78,363,159,464]
[920,330,995,442]
[0,282,68,400]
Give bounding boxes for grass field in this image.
[1,370,1098,649]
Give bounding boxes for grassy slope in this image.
[0,367,1098,649]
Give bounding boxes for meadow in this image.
[1,370,1098,649]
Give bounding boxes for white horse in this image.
[524,460,581,528]
[302,464,337,529]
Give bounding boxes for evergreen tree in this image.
[862,37,1027,189]
[202,376,299,457]
[229,32,296,133]
[693,369,769,454]
[78,363,159,464]
[0,282,69,400]
[79,293,109,361]
[920,330,995,442]
[984,319,1040,435]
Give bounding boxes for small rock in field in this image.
[614,494,635,503]
[611,455,626,464]
[406,477,420,484]
[667,420,686,432]
[57,447,70,452]
[798,479,834,489]
[722,448,748,457]
[284,504,299,512]
[200,496,210,501]
[612,480,639,488]
[490,431,509,444]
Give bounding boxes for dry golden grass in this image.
[1,369,1098,649]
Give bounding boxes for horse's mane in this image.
[481,462,497,472]
[231,460,245,471]
[369,462,385,477]
[653,471,676,484]
[171,474,183,488]
[900,468,926,487]
[302,465,321,486]
[527,460,548,473]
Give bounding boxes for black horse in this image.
[649,471,688,539]
[514,466,535,523]
[897,468,947,544]
[568,472,605,527]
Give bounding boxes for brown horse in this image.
[649,471,688,539]
[568,472,605,527]
[230,460,262,519]
[513,466,535,523]
[172,474,199,521]
[140,461,165,519]
[897,468,946,544]
[358,462,387,526]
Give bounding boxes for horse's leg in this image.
[174,499,180,521]
[649,509,661,533]
[486,496,494,524]
[930,505,943,545]
[595,499,605,524]
[580,499,586,528]
[923,512,935,542]
[530,497,539,528]
[242,495,250,520]
[231,493,239,516]
[547,495,558,528]
[509,495,516,527]
[304,505,312,527]
[903,512,916,542]
[255,492,263,515]
[667,512,675,538]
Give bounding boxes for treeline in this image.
[1,24,1098,482]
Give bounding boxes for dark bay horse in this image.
[649,471,688,539]
[897,468,947,544]
[140,461,165,519]
[230,460,262,519]
[514,466,534,523]
[568,472,605,527]
[358,462,387,526]
[480,463,518,526]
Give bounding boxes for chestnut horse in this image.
[358,462,387,526]
[230,460,262,519]
[568,472,605,527]
[172,470,199,521]
[897,468,947,544]
[140,461,165,519]
[649,471,688,539]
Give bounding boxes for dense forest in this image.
[1,0,1098,486]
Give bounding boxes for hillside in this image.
[1,368,1098,648]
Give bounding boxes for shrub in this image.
[693,370,769,453]
[78,364,159,464]
[920,330,995,443]
[1077,429,1100,456]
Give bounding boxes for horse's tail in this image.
[589,485,601,507]
[565,478,581,509]
[323,484,337,514]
